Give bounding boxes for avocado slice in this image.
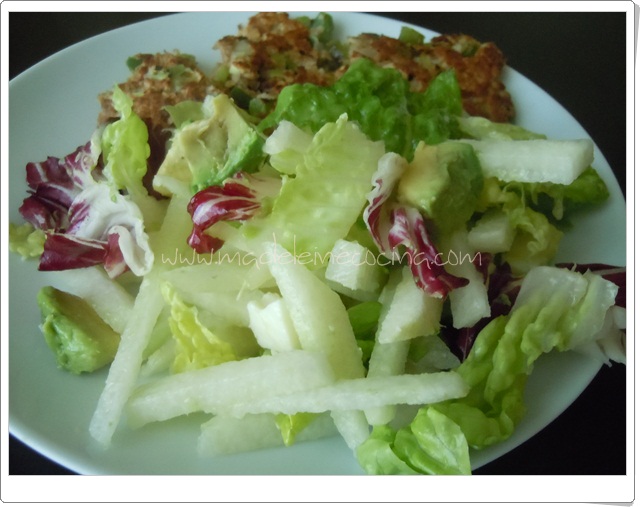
[37,286,120,374]
[396,141,483,232]
[154,94,266,196]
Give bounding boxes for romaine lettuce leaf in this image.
[477,177,563,275]
[161,282,238,373]
[357,265,622,474]
[274,412,319,446]
[101,86,166,230]
[523,167,610,224]
[244,114,385,264]
[101,85,150,194]
[259,59,462,159]
[9,222,45,258]
[357,407,471,475]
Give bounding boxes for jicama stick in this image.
[126,349,336,429]
[365,340,411,426]
[197,412,337,456]
[89,274,165,447]
[46,266,134,334]
[229,371,469,418]
[264,241,365,379]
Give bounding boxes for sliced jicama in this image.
[177,287,265,328]
[263,242,365,380]
[263,241,372,449]
[376,266,443,344]
[89,274,165,447]
[463,138,594,185]
[247,292,301,352]
[159,248,276,293]
[229,371,468,418]
[139,339,176,378]
[125,349,336,429]
[441,229,491,329]
[46,266,134,334]
[467,210,516,254]
[197,412,337,456]
[330,410,371,450]
[365,340,411,426]
[324,239,386,301]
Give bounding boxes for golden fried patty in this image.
[212,12,339,102]
[98,51,214,131]
[98,13,515,134]
[211,13,515,123]
[97,51,215,194]
[346,33,515,122]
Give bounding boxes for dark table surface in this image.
[8,10,628,476]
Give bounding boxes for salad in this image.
[8,12,626,475]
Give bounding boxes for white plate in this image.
[8,11,626,475]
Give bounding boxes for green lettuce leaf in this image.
[524,167,610,224]
[9,222,45,258]
[161,282,238,373]
[275,412,319,446]
[347,300,383,367]
[357,266,619,473]
[477,177,564,275]
[357,407,471,475]
[259,59,462,159]
[245,114,385,264]
[101,85,150,193]
[100,85,166,230]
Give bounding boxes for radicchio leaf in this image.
[17,136,154,277]
[363,152,467,298]
[187,172,280,254]
[39,233,108,272]
[37,184,153,277]
[363,153,407,253]
[19,142,97,231]
[388,206,469,297]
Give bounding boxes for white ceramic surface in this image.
[8,12,626,475]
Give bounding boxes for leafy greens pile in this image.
[9,13,625,475]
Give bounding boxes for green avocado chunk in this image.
[37,286,120,375]
[396,141,483,232]
[156,94,265,195]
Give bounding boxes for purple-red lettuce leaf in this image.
[38,183,153,277]
[387,205,468,298]
[363,153,467,298]
[19,141,99,231]
[187,172,280,254]
[17,135,154,277]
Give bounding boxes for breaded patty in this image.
[98,51,214,130]
[97,51,215,190]
[212,13,515,123]
[99,13,515,139]
[346,33,515,122]
[212,12,339,104]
